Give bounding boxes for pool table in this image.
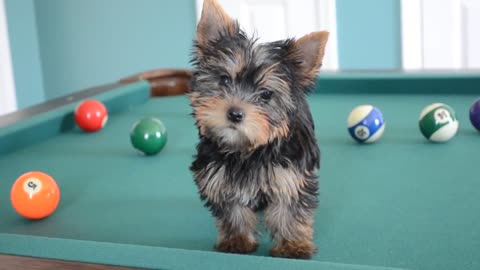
[1,69,479,270]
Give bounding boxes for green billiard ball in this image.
[419,103,459,143]
[130,117,167,155]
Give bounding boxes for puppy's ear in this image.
[196,0,235,48]
[292,31,329,87]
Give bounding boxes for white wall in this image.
[196,0,338,70]
[0,0,17,116]
[401,0,480,70]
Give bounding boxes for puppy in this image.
[189,0,328,259]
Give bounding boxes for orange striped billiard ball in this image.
[10,171,60,220]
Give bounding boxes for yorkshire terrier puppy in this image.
[189,0,328,259]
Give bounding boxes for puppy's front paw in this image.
[270,240,317,259]
[215,234,258,254]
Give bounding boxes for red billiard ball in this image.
[74,99,108,132]
[10,171,61,220]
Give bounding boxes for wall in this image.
[5,0,403,107]
[34,0,196,100]
[336,0,401,70]
[4,0,44,109]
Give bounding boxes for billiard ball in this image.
[419,103,459,142]
[130,117,168,155]
[347,105,386,143]
[74,99,108,132]
[10,171,60,220]
[469,98,480,131]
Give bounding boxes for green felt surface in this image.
[1,85,480,270]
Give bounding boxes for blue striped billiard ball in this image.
[347,105,386,143]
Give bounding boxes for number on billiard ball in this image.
[10,171,60,220]
[74,99,108,132]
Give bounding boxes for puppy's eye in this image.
[219,75,232,86]
[260,90,273,101]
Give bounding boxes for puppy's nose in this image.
[227,107,245,123]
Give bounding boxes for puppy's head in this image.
[190,0,328,152]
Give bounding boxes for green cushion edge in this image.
[314,71,480,94]
[0,80,151,155]
[0,234,410,270]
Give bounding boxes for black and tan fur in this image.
[189,0,329,259]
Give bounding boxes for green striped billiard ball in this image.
[130,117,167,155]
[419,103,459,143]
